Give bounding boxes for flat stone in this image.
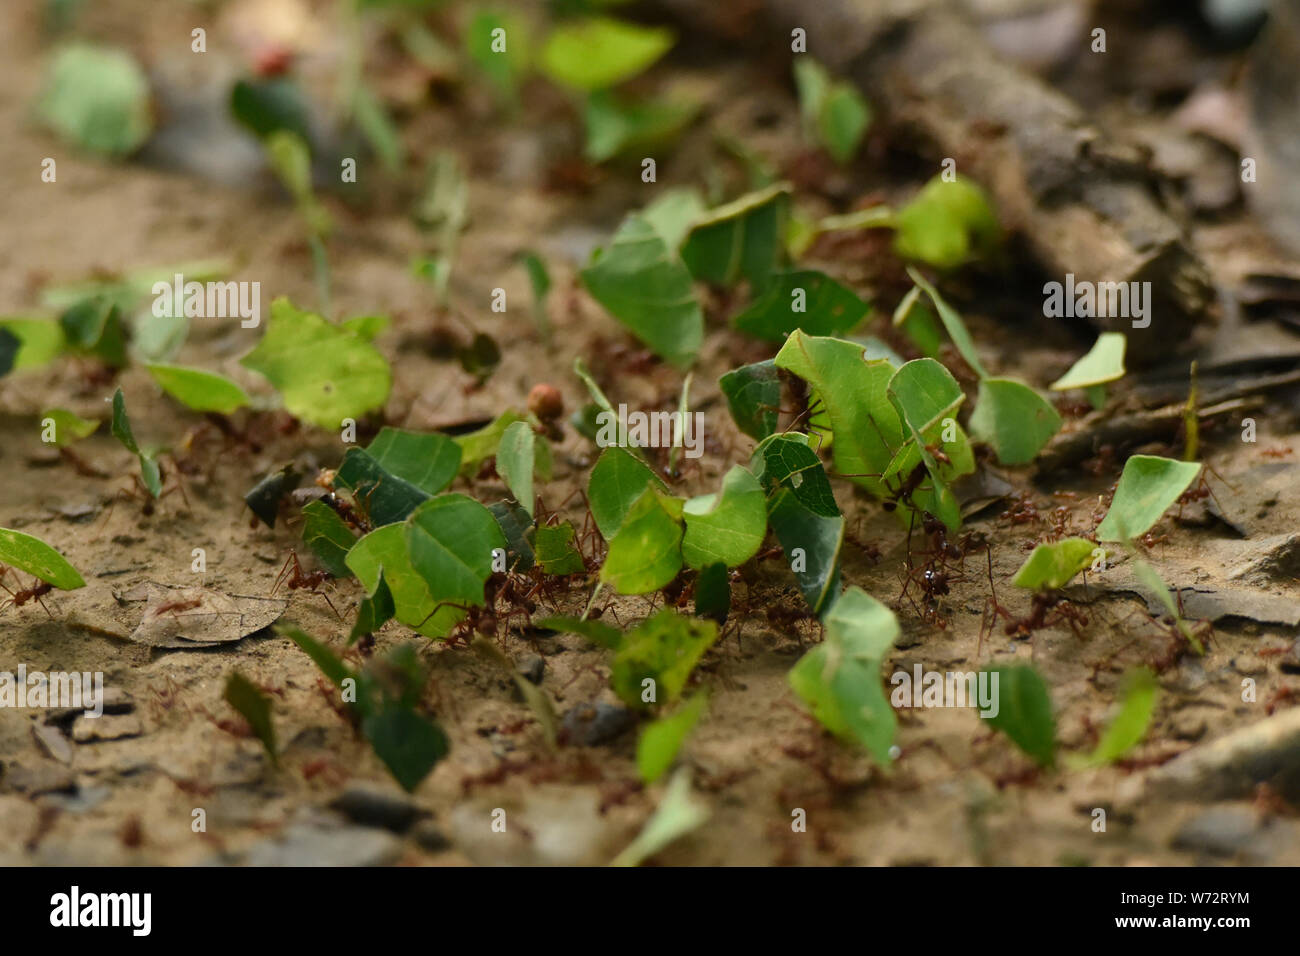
[561,703,633,747]
[71,714,143,743]
[241,822,403,867]
[1172,806,1271,861]
[329,783,426,832]
[32,724,74,764]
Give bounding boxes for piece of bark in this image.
[656,0,1215,361]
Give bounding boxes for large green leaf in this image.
[37,44,152,157]
[240,297,391,428]
[300,500,357,578]
[681,466,766,569]
[335,448,430,527]
[581,215,703,369]
[1096,455,1202,542]
[0,528,85,590]
[601,488,683,595]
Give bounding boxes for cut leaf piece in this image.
[581,215,703,369]
[539,17,674,92]
[750,432,839,519]
[534,615,622,650]
[533,522,585,575]
[1095,455,1202,542]
[894,176,1000,269]
[110,388,161,498]
[719,359,780,441]
[767,487,843,616]
[637,694,707,784]
[681,466,766,569]
[364,427,461,494]
[300,500,356,578]
[680,183,790,291]
[240,297,391,429]
[1051,332,1127,391]
[405,494,507,611]
[335,448,430,527]
[497,420,536,516]
[982,665,1056,767]
[732,270,869,342]
[600,488,683,595]
[346,524,462,639]
[589,446,666,539]
[905,268,989,379]
[1012,537,1099,591]
[1069,668,1158,769]
[224,672,278,767]
[610,608,718,708]
[611,767,709,867]
[147,364,250,414]
[0,528,85,590]
[968,378,1062,466]
[38,44,152,157]
[40,408,98,446]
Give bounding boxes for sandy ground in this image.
[2,0,1300,866]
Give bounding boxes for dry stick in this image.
[655,0,1214,362]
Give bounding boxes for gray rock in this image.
[561,703,633,746]
[329,783,426,832]
[32,724,74,764]
[1172,805,1270,861]
[518,653,545,685]
[241,822,403,867]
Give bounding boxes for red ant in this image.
[414,573,539,646]
[272,551,340,618]
[0,568,55,617]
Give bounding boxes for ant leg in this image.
[271,553,298,595]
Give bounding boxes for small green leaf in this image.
[581,215,703,369]
[788,587,896,763]
[793,59,871,164]
[611,767,709,867]
[610,608,718,708]
[680,183,790,291]
[588,446,666,539]
[361,705,450,793]
[465,10,530,100]
[642,187,707,249]
[1070,668,1159,769]
[983,665,1056,767]
[905,268,989,378]
[534,614,622,650]
[0,319,65,371]
[693,562,730,624]
[488,500,535,573]
[969,378,1062,466]
[240,297,391,428]
[534,522,586,575]
[539,17,674,91]
[454,410,527,470]
[147,364,250,414]
[637,694,707,784]
[40,408,98,446]
[767,488,843,616]
[349,573,395,644]
[584,89,698,163]
[681,466,766,569]
[280,624,352,688]
[351,82,404,174]
[1131,557,1204,654]
[732,270,869,342]
[1012,537,1099,591]
[224,672,278,767]
[1050,332,1127,391]
[110,388,160,498]
[0,528,85,590]
[300,500,357,578]
[60,297,126,367]
[601,488,684,595]
[1096,455,1202,542]
[230,77,311,142]
[719,360,780,441]
[498,420,536,516]
[750,432,839,518]
[895,177,1000,269]
[38,44,152,157]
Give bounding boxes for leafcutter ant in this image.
[272,550,340,618]
[0,568,55,617]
